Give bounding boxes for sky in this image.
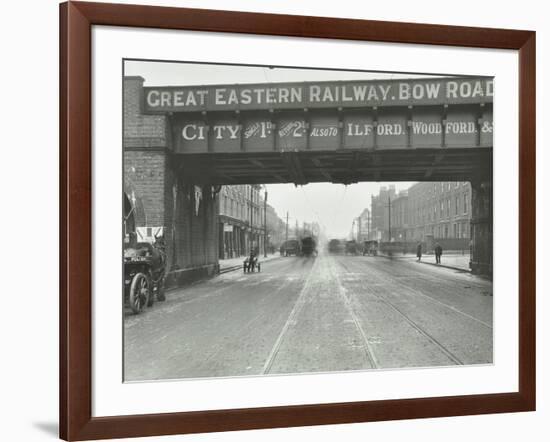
[125,60,449,237]
[265,182,414,239]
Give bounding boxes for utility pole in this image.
[357,216,362,242]
[388,196,392,242]
[263,188,268,257]
[285,211,289,241]
[249,185,253,253]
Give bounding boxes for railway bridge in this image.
[124,76,493,279]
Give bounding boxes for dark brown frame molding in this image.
[60,1,536,440]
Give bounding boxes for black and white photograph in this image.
[122,60,493,382]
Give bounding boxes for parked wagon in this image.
[124,239,167,314]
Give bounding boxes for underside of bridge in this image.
[174,148,492,186]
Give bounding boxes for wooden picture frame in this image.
[59,1,536,440]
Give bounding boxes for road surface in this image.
[124,253,492,381]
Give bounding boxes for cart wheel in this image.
[129,273,149,314]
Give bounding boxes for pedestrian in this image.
[434,242,443,264]
[416,242,422,261]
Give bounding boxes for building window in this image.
[464,193,468,214]
[456,196,460,216]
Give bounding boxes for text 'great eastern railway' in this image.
[144,77,494,111]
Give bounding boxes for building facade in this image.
[265,204,287,252]
[369,181,472,251]
[218,185,268,259]
[352,208,371,242]
[389,190,409,241]
[405,182,471,245]
[370,185,396,241]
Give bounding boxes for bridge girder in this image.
[173,147,492,186]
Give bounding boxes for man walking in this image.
[434,242,443,264]
[416,242,422,261]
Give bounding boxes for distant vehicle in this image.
[362,240,378,256]
[345,240,358,255]
[300,236,318,257]
[328,239,344,254]
[281,239,301,256]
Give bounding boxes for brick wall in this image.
[124,76,169,149]
[124,76,219,282]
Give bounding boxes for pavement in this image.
[124,252,493,381]
[379,252,471,272]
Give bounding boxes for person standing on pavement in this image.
[416,242,422,261]
[434,242,443,264]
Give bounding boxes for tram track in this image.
[339,257,492,329]
[361,281,463,365]
[336,257,480,366]
[332,265,379,369]
[262,255,379,374]
[261,259,317,375]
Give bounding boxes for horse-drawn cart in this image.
[124,241,167,314]
[243,252,261,273]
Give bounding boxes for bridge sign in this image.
[144,77,493,113]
